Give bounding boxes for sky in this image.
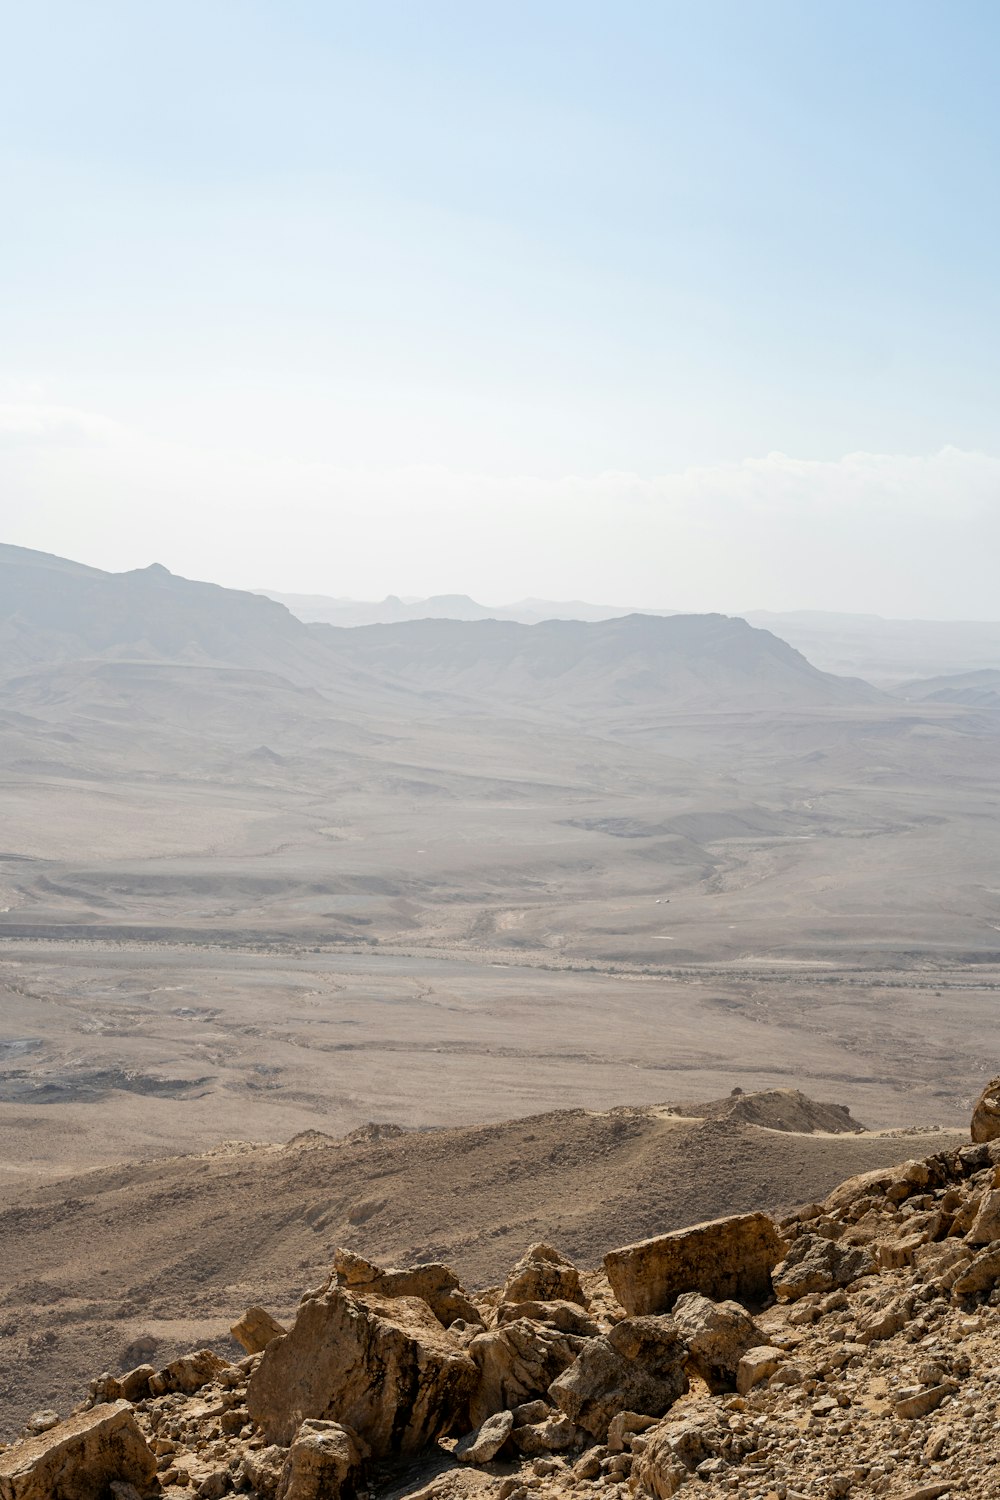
[2,0,1000,616]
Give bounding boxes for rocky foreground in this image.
[7,1083,1000,1500]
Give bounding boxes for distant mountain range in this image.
[1,545,878,719]
[258,589,674,628]
[262,588,1000,686]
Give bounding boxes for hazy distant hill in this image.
[896,667,1000,709]
[0,544,323,681]
[263,584,1000,684]
[316,612,883,715]
[260,588,672,628]
[2,545,880,717]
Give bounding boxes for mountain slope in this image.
[318,613,884,716]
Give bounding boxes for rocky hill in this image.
[0,1085,984,1498]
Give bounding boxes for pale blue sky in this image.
[2,1,1000,613]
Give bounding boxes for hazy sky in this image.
[3,0,1000,615]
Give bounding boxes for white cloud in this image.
[0,402,123,447]
[1,403,998,617]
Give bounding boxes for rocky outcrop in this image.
[247,1287,477,1453]
[668,1293,762,1392]
[971,1075,1000,1142]
[0,1401,157,1499]
[771,1232,875,1301]
[501,1244,587,1308]
[603,1212,783,1315]
[331,1249,483,1329]
[548,1317,688,1438]
[275,1420,364,1500]
[467,1319,584,1424]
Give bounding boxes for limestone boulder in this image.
[967,1187,1000,1244]
[148,1348,231,1396]
[604,1213,782,1315]
[669,1292,763,1392]
[772,1233,875,1302]
[548,1316,688,1439]
[951,1244,1000,1300]
[502,1243,587,1308]
[510,1413,578,1454]
[332,1248,483,1328]
[496,1300,600,1336]
[972,1077,1000,1142]
[247,1287,476,1454]
[275,1420,364,1500]
[232,1306,287,1355]
[0,1401,157,1500]
[736,1345,784,1394]
[630,1401,730,1497]
[467,1318,586,1425]
[454,1410,514,1464]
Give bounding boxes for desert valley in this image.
[3,543,1000,1498]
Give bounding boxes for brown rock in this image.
[967,1186,1000,1244]
[496,1300,600,1336]
[735,1345,784,1394]
[331,1248,482,1328]
[119,1366,155,1403]
[247,1287,476,1454]
[455,1410,514,1464]
[951,1243,1000,1299]
[669,1293,762,1393]
[468,1319,584,1425]
[0,1401,157,1500]
[604,1213,782,1315]
[510,1414,578,1454]
[548,1316,688,1439]
[894,1385,951,1419]
[772,1233,875,1301]
[630,1401,729,1497]
[502,1244,587,1308]
[149,1348,231,1396]
[972,1076,1000,1142]
[231,1306,287,1355]
[276,1420,364,1500]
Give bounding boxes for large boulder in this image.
[232,1306,287,1355]
[276,1420,364,1500]
[772,1233,875,1302]
[0,1401,157,1500]
[467,1318,586,1425]
[331,1249,482,1328]
[548,1316,688,1439]
[246,1287,477,1454]
[501,1244,587,1307]
[972,1077,1000,1143]
[669,1292,763,1392]
[604,1213,783,1315]
[148,1348,231,1396]
[630,1400,731,1498]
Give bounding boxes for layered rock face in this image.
[9,1081,1000,1500]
